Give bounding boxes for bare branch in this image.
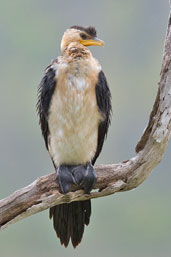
[1,10,171,232]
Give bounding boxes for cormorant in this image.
[37,25,112,248]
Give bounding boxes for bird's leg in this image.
[72,164,97,194]
[57,164,97,194]
[57,165,77,194]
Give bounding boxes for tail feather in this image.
[71,201,84,247]
[49,200,91,248]
[83,199,91,225]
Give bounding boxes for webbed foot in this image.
[57,164,97,194]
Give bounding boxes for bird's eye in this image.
[80,33,87,40]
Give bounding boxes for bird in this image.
[37,25,112,248]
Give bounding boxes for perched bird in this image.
[37,25,112,248]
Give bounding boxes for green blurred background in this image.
[0,0,170,256]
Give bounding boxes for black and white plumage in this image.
[37,26,112,248]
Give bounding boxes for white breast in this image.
[48,59,102,166]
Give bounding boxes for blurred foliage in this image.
[0,0,170,256]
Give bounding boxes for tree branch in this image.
[1,9,171,232]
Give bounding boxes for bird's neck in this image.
[62,42,91,59]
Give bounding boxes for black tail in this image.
[49,200,91,248]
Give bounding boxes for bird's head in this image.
[61,25,104,53]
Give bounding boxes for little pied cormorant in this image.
[37,25,112,248]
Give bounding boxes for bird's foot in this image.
[57,164,97,194]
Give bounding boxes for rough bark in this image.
[1,8,171,232]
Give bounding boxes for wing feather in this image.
[92,70,112,165]
[37,60,57,149]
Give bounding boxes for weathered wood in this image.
[0,8,171,232]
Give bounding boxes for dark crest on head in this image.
[70,25,97,37]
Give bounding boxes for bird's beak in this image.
[80,37,104,46]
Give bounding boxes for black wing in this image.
[37,60,57,149]
[92,70,112,165]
